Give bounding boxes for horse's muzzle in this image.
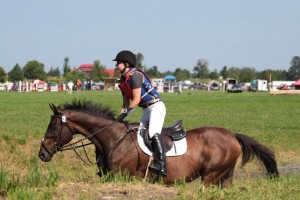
[38,150,53,162]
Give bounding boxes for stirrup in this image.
[148,165,167,177]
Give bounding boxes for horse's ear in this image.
[49,103,60,114]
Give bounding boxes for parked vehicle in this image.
[227,84,243,93]
[248,85,257,92]
[0,84,5,91]
[226,78,236,91]
[190,83,208,90]
[210,82,220,90]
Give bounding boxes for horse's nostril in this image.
[38,152,45,160]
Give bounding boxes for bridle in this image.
[41,114,131,165]
[41,115,69,157]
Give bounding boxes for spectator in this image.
[76,79,82,93]
[67,81,74,95]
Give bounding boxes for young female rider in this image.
[114,50,167,177]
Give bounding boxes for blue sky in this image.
[1,0,300,73]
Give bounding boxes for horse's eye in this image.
[50,120,60,131]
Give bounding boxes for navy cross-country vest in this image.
[118,68,161,106]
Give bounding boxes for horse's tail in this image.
[235,133,279,178]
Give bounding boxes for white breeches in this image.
[140,101,166,138]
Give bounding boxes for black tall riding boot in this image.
[148,133,167,177]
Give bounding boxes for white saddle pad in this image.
[137,132,187,157]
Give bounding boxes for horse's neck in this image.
[69,111,127,150]
[70,112,110,135]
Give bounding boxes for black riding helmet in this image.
[113,50,136,67]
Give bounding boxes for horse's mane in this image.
[59,99,117,120]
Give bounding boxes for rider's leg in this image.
[148,133,167,177]
[146,101,167,176]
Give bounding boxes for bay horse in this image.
[38,100,279,188]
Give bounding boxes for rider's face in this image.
[115,62,127,73]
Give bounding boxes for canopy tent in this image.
[293,79,300,86]
[164,75,176,80]
[164,75,176,84]
[293,79,300,89]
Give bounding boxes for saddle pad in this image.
[137,133,187,157]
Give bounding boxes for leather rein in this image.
[42,114,131,165]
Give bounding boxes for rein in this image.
[60,120,113,151]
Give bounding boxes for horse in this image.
[38,100,279,188]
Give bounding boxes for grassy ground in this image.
[0,90,299,199]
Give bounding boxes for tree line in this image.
[0,54,300,83]
[143,56,300,82]
[0,58,109,83]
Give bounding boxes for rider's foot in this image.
[149,162,167,177]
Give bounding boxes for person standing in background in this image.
[76,79,82,93]
[67,81,74,95]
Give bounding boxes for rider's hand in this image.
[117,107,134,122]
[117,113,127,121]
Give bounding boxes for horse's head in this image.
[38,104,74,162]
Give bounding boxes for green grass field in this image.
[0,90,299,199]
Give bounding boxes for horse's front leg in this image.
[95,148,108,177]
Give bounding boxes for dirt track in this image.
[53,163,300,200]
[234,163,300,179]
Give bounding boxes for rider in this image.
[114,50,167,177]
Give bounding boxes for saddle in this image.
[142,120,186,153]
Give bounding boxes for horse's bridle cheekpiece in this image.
[41,115,71,158]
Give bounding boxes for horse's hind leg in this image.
[202,162,237,188]
[220,163,236,188]
[202,172,222,187]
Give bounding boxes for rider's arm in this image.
[130,88,141,108]
[120,94,130,113]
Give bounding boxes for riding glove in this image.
[117,107,134,121]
